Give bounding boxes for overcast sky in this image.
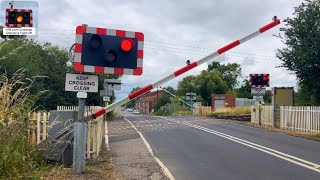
[10,0,304,99]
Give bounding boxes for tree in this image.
[0,40,78,110]
[154,95,171,111]
[277,1,320,105]
[0,40,118,110]
[177,70,229,105]
[234,79,253,99]
[207,62,242,89]
[163,86,177,95]
[295,84,313,106]
[177,75,198,96]
[263,90,272,104]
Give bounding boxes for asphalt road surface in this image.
[110,112,320,180]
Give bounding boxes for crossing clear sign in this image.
[251,88,266,95]
[65,73,98,92]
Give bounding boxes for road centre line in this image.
[160,117,320,173]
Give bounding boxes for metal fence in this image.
[29,106,105,159]
[280,106,320,133]
[236,98,255,107]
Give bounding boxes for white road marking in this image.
[125,118,175,180]
[105,121,110,150]
[160,116,320,174]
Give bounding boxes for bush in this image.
[154,109,172,116]
[154,97,192,116]
[0,123,46,178]
[0,69,46,178]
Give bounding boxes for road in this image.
[109,112,320,180]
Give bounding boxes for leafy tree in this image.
[263,90,272,104]
[177,70,229,105]
[277,1,320,105]
[163,86,177,95]
[154,95,171,111]
[0,40,118,110]
[207,61,242,89]
[197,70,229,105]
[0,40,78,110]
[177,75,198,96]
[234,79,252,99]
[295,84,313,105]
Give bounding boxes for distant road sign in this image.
[251,88,266,95]
[105,79,121,91]
[186,93,196,101]
[65,73,98,92]
[103,96,110,102]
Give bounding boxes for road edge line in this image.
[105,120,110,150]
[125,118,175,180]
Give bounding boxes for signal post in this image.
[70,25,144,173]
[250,74,270,125]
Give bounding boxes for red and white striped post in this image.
[89,18,281,120]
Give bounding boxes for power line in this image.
[36,34,279,61]
[36,28,278,52]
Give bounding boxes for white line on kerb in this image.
[105,121,110,150]
[160,116,320,173]
[125,118,175,180]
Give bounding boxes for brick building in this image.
[211,94,236,111]
[135,90,163,114]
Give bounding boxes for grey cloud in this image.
[33,0,301,99]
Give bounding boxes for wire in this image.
[36,34,280,61]
[36,27,278,54]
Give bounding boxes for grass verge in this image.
[0,69,50,179]
[43,146,118,180]
[208,107,251,118]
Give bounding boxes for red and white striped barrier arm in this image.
[90,19,281,120]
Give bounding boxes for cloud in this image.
[33,0,303,99]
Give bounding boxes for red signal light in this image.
[121,38,133,52]
[263,76,267,81]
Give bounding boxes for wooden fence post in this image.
[36,113,41,144]
[93,121,97,158]
[43,112,47,141]
[87,122,91,159]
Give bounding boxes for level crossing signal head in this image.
[5,9,33,27]
[249,74,270,88]
[73,25,144,76]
